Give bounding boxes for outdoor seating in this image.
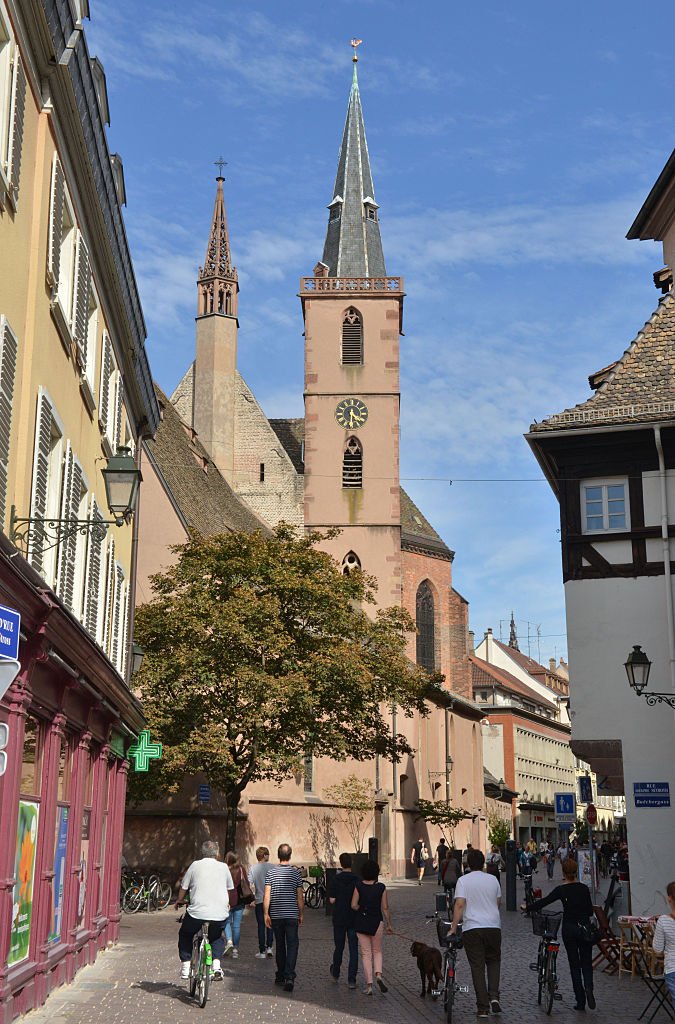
[592,905,621,974]
[619,918,643,978]
[632,922,674,1023]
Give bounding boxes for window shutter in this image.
[28,392,54,573]
[342,436,363,487]
[110,563,124,668]
[57,442,82,609]
[341,308,363,365]
[47,158,65,287]
[113,374,123,449]
[72,233,90,364]
[102,537,115,655]
[99,334,112,434]
[7,52,27,203]
[84,496,105,640]
[0,317,18,523]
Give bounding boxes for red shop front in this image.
[0,541,144,1022]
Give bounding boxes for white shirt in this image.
[455,869,501,931]
[181,857,234,921]
[653,914,675,975]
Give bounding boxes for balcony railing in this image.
[300,276,403,294]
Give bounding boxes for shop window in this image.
[20,716,41,796]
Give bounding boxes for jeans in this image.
[547,858,555,879]
[665,971,675,1004]
[255,903,273,952]
[224,904,244,948]
[331,922,358,983]
[272,918,299,981]
[178,913,227,962]
[562,923,594,1009]
[462,927,501,1014]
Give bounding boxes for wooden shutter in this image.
[99,334,112,434]
[72,233,90,364]
[7,52,27,203]
[84,496,105,640]
[102,537,116,655]
[113,374,123,450]
[0,317,17,522]
[47,158,65,287]
[57,442,83,609]
[110,563,124,668]
[29,392,54,573]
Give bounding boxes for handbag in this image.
[236,867,254,906]
[577,915,602,945]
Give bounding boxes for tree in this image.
[487,811,511,851]
[324,775,375,853]
[414,799,475,847]
[574,818,589,845]
[130,527,432,848]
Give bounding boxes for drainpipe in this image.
[653,425,675,691]
[444,706,450,803]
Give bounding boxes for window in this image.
[416,579,436,672]
[55,443,88,614]
[0,9,26,208]
[99,333,122,453]
[364,204,378,222]
[303,754,313,793]
[29,391,64,583]
[341,308,363,365]
[582,479,628,533]
[342,551,361,574]
[57,200,76,322]
[83,283,98,399]
[0,314,17,523]
[342,436,362,487]
[83,496,106,643]
[259,462,265,483]
[329,201,341,221]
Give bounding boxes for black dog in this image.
[410,940,442,998]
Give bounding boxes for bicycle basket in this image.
[436,919,461,947]
[308,865,323,878]
[531,912,562,938]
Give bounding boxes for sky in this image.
[86,0,669,666]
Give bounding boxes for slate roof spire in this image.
[321,48,386,278]
[508,612,520,651]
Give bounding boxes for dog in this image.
[410,940,442,998]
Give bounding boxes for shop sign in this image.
[127,729,162,772]
[0,604,20,661]
[634,782,670,808]
[48,807,69,944]
[8,800,39,965]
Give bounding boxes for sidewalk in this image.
[25,873,655,1024]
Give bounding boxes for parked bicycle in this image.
[122,872,172,913]
[529,911,563,1014]
[303,866,326,909]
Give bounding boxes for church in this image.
[131,53,487,877]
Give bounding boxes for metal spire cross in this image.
[350,38,363,62]
[214,156,227,178]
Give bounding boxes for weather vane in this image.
[350,38,363,62]
[214,156,227,179]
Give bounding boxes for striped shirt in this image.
[266,864,303,920]
[653,914,675,975]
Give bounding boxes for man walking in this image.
[263,843,304,992]
[436,838,448,884]
[249,846,273,958]
[450,847,502,1019]
[328,852,359,988]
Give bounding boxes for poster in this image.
[77,808,91,927]
[48,806,69,944]
[8,800,40,966]
[577,847,596,889]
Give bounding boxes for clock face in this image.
[335,397,368,430]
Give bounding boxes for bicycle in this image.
[303,867,326,909]
[176,908,213,1008]
[529,911,563,1014]
[435,919,467,1023]
[122,873,172,913]
[521,872,536,915]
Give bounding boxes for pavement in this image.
[25,871,656,1024]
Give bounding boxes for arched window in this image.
[342,436,362,488]
[416,580,435,672]
[341,308,363,365]
[342,551,361,575]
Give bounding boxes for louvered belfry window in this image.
[416,580,436,672]
[341,307,363,365]
[342,436,363,488]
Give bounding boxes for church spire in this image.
[508,612,520,651]
[198,163,238,317]
[321,44,386,278]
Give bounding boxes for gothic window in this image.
[342,436,362,488]
[341,307,363,365]
[416,580,436,672]
[342,551,361,575]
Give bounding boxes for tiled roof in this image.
[400,489,454,560]
[147,386,269,537]
[470,655,558,712]
[530,292,675,432]
[269,419,305,474]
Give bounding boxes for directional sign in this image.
[554,792,577,824]
[0,722,8,776]
[0,659,21,701]
[127,730,162,772]
[578,775,593,805]
[0,604,20,661]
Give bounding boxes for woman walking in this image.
[529,857,597,1012]
[351,860,393,996]
[653,880,675,1006]
[224,851,253,958]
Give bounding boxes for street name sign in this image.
[0,604,20,661]
[554,792,577,824]
[634,782,670,808]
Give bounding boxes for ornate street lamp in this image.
[624,645,675,709]
[131,643,145,676]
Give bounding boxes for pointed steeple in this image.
[508,612,520,651]
[198,171,238,317]
[321,51,386,278]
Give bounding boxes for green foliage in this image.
[574,818,589,845]
[487,811,511,850]
[129,527,431,839]
[324,774,375,853]
[414,798,475,845]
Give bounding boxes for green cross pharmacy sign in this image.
[127,730,162,772]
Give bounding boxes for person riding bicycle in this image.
[176,840,236,981]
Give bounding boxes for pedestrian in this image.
[462,842,473,874]
[410,837,430,885]
[557,840,568,876]
[486,845,503,883]
[441,851,460,901]
[224,851,253,958]
[529,857,597,1012]
[176,839,235,981]
[436,838,448,885]
[653,880,675,1006]
[328,852,359,989]
[263,843,304,992]
[249,845,274,959]
[546,841,555,880]
[449,847,502,1019]
[350,859,393,996]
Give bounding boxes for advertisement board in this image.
[8,800,40,965]
[48,806,69,944]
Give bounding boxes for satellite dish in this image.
[0,659,21,700]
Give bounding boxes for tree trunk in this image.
[225,789,241,853]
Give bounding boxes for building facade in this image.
[0,1,158,1017]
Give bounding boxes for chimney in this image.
[484,628,493,664]
[549,658,556,672]
[468,630,475,654]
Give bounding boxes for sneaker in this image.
[376,976,388,993]
[224,940,234,956]
[283,981,294,992]
[265,947,273,957]
[255,951,267,959]
[348,981,357,990]
[478,1015,490,1020]
[212,968,224,980]
[363,985,373,995]
[231,948,239,959]
[587,993,596,1010]
[180,961,190,980]
[274,977,284,986]
[490,1000,502,1013]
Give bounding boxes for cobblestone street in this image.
[25,874,655,1024]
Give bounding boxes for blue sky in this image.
[87,1,668,665]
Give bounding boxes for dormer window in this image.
[328,197,343,222]
[363,196,379,222]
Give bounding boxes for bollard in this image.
[505,839,517,912]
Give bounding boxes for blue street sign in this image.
[0,604,20,661]
[198,784,211,803]
[554,792,577,824]
[578,775,593,804]
[634,782,670,808]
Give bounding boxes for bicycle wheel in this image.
[537,947,545,1005]
[189,938,200,996]
[157,881,172,910]
[122,885,144,913]
[197,943,210,1008]
[147,875,161,912]
[305,882,319,909]
[545,952,557,1015]
[443,958,455,1023]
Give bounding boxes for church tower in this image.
[193,172,239,482]
[301,50,404,608]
